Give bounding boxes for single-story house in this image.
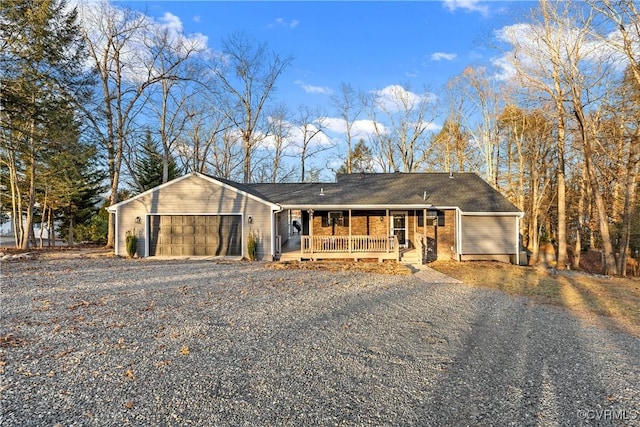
[108,172,524,264]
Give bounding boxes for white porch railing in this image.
[301,235,399,258]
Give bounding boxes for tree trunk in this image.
[243,132,251,184]
[617,127,639,276]
[574,107,618,275]
[68,216,74,246]
[528,165,541,265]
[48,207,54,247]
[573,165,587,270]
[106,166,120,249]
[300,145,307,183]
[555,112,569,270]
[39,202,47,249]
[21,130,37,250]
[7,150,23,247]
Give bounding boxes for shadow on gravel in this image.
[418,288,638,426]
[2,259,639,426]
[433,261,640,338]
[557,273,640,338]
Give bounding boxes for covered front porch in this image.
[280,233,401,262]
[276,208,449,263]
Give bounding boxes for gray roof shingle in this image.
[243,173,521,213]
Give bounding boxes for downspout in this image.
[515,215,520,266]
[516,213,524,265]
[272,204,284,260]
[456,208,462,261]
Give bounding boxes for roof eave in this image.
[107,172,280,212]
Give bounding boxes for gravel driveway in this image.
[1,258,639,426]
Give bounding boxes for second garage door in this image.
[149,215,241,256]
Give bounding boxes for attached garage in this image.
[148,215,241,256]
[459,214,521,263]
[108,173,280,260]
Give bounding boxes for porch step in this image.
[400,249,421,265]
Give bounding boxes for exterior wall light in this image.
[135,216,141,224]
[248,215,253,224]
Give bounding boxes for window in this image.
[425,210,444,227]
[322,211,348,227]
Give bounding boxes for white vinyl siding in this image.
[461,215,517,254]
[114,174,273,259]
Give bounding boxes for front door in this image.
[391,211,408,248]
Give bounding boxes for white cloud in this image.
[322,117,383,138]
[493,22,632,83]
[373,85,437,113]
[490,55,516,81]
[431,52,457,61]
[269,18,300,30]
[159,12,183,33]
[442,0,489,16]
[260,118,334,154]
[193,15,201,23]
[422,122,442,132]
[294,80,333,95]
[76,1,210,84]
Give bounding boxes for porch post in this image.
[308,209,314,255]
[413,209,419,244]
[386,209,390,252]
[424,208,427,259]
[348,209,352,253]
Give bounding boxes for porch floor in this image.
[280,233,302,259]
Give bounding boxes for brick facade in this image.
[437,210,456,260]
[310,209,456,260]
[312,210,388,237]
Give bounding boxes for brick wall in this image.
[311,210,389,236]
[436,210,456,260]
[309,209,455,260]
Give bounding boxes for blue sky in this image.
[92,0,543,179]
[118,0,531,111]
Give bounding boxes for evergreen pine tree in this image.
[0,0,94,248]
[46,139,106,245]
[133,130,181,193]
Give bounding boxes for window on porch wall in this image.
[319,211,349,235]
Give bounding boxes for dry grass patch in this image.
[430,260,640,337]
[267,260,413,275]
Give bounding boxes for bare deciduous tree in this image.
[331,83,366,174]
[264,104,295,183]
[208,32,292,183]
[450,68,502,186]
[368,85,438,173]
[293,106,333,183]
[498,0,577,270]
[145,26,205,184]
[79,2,170,247]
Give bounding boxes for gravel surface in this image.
[1,258,639,426]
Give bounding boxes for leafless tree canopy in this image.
[2,0,639,275]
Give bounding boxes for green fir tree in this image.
[133,130,181,193]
